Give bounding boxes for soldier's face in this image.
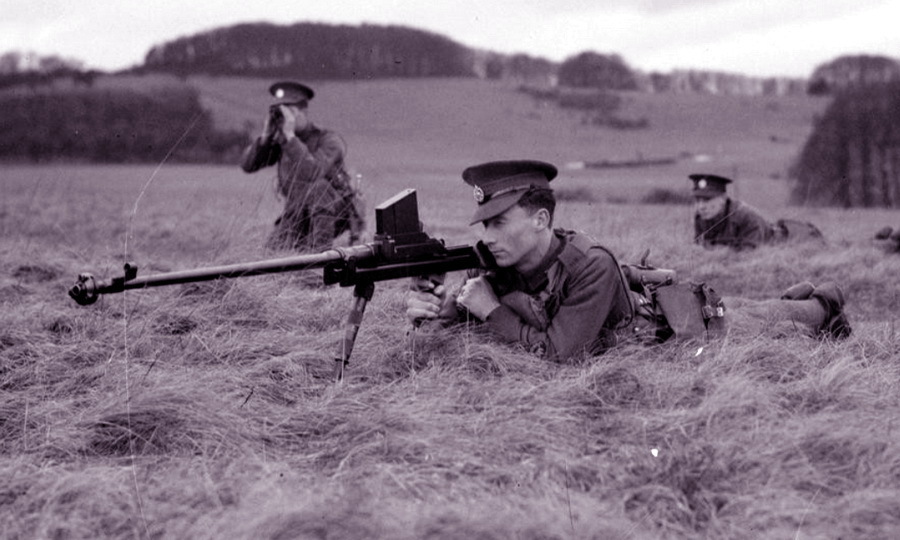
[694,195,727,220]
[479,205,545,271]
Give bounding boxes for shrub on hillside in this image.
[585,114,649,130]
[518,85,648,129]
[554,186,597,203]
[640,188,693,205]
[0,87,248,163]
[557,52,639,91]
[516,84,559,103]
[557,90,622,112]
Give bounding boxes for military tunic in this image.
[694,198,775,251]
[429,229,634,362]
[240,124,364,251]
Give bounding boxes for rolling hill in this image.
[77,71,830,203]
[184,74,830,210]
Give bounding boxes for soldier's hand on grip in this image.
[407,275,445,324]
[456,276,500,320]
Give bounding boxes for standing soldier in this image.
[241,81,365,252]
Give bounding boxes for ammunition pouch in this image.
[622,263,726,343]
[654,282,726,341]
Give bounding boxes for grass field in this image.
[2,76,900,539]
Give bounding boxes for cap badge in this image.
[473,186,485,203]
[275,88,285,99]
[697,179,707,189]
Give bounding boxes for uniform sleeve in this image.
[484,250,624,361]
[732,207,771,250]
[240,137,281,172]
[693,216,704,245]
[280,131,346,183]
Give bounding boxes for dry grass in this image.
[2,78,900,539]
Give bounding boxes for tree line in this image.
[0,87,248,164]
[143,22,475,79]
[138,25,809,97]
[0,51,100,90]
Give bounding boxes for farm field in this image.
[2,77,900,539]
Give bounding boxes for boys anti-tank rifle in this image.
[69,189,495,380]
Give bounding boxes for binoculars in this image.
[268,104,284,123]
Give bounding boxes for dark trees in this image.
[790,82,900,207]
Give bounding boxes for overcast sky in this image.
[3,0,898,77]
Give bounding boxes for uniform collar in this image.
[519,232,565,293]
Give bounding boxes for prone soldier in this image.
[407,160,851,363]
[691,173,823,251]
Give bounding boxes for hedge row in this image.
[0,87,248,163]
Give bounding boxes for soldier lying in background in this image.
[406,160,851,364]
[875,226,900,253]
[691,174,824,251]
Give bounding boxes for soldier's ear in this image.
[532,208,551,230]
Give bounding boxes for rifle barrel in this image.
[69,245,376,304]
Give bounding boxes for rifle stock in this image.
[68,189,494,380]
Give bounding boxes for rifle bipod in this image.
[333,280,376,381]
